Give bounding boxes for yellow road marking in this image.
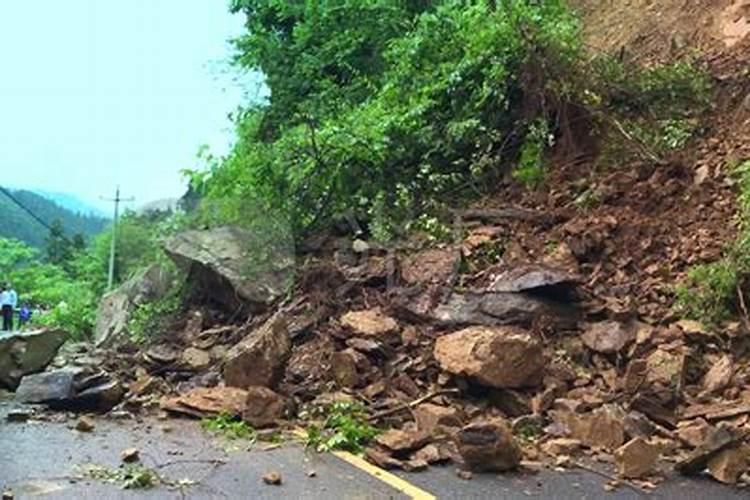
[331,450,436,500]
[291,429,435,500]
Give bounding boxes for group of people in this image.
[0,284,31,332]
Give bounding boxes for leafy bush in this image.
[304,402,379,454]
[675,160,750,324]
[128,285,184,344]
[201,413,257,441]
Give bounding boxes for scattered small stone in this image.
[6,408,32,423]
[701,355,734,395]
[603,480,620,492]
[456,469,473,480]
[541,438,582,456]
[307,470,317,478]
[262,471,283,486]
[75,416,95,433]
[120,448,140,463]
[160,424,173,433]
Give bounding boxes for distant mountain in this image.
[32,190,108,218]
[0,187,109,249]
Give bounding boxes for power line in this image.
[0,185,59,234]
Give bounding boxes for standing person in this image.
[0,285,11,332]
[18,302,32,329]
[7,284,18,330]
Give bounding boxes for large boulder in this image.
[15,368,124,412]
[0,328,66,389]
[164,226,294,313]
[224,314,291,389]
[434,326,545,389]
[94,264,177,347]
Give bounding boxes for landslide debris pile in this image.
[5,0,750,491]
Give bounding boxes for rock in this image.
[645,348,686,390]
[340,308,398,337]
[0,329,67,389]
[16,370,76,403]
[694,165,710,186]
[487,265,578,293]
[365,447,403,469]
[262,471,283,486]
[120,448,140,463]
[224,314,290,389]
[581,321,635,354]
[165,226,293,313]
[73,379,125,412]
[94,264,176,347]
[181,347,211,371]
[330,350,360,388]
[411,444,444,464]
[2,489,12,500]
[413,404,463,435]
[160,387,248,418]
[75,416,95,432]
[434,326,545,389]
[456,469,473,480]
[144,344,180,365]
[702,355,734,395]
[541,438,582,456]
[615,438,660,479]
[15,368,123,412]
[676,419,711,448]
[455,419,522,472]
[401,247,461,285]
[427,292,578,330]
[567,407,626,451]
[242,386,286,428]
[676,425,742,475]
[6,408,32,423]
[707,446,748,484]
[376,429,431,456]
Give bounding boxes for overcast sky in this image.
[0,1,264,213]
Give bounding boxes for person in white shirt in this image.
[1,284,14,331]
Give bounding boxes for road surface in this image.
[0,400,747,499]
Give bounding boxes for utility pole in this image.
[102,186,134,290]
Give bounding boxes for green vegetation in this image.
[82,464,160,490]
[303,402,379,454]
[201,413,257,441]
[0,209,188,340]
[675,160,750,324]
[186,0,711,244]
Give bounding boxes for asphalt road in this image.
[0,400,748,499]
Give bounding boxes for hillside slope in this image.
[0,188,109,248]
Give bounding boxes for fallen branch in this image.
[368,389,460,422]
[154,458,228,470]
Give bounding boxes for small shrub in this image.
[128,287,184,344]
[674,261,737,324]
[201,413,257,441]
[304,402,380,454]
